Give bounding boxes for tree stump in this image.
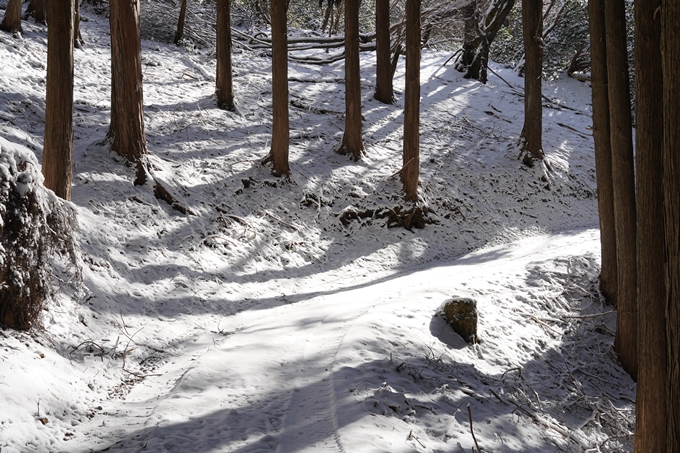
[441,297,478,344]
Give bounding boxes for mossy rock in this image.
[441,297,478,344]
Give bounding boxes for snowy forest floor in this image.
[0,4,634,453]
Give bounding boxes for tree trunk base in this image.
[260,152,291,177]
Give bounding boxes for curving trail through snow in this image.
[62,228,624,453]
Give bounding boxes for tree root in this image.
[134,159,196,215]
[339,205,433,231]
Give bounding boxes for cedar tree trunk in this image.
[604,0,637,380]
[402,0,420,202]
[1,0,23,33]
[108,0,148,184]
[519,0,544,166]
[374,0,393,104]
[216,0,235,111]
[588,0,617,306]
[25,0,47,24]
[43,0,75,200]
[662,0,680,447]
[339,0,364,160]
[634,0,667,450]
[266,0,290,176]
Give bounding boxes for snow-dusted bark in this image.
[0,138,80,330]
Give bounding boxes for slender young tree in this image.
[634,0,666,449]
[374,0,393,104]
[338,0,363,160]
[74,0,83,48]
[43,0,75,200]
[402,0,420,201]
[589,0,617,305]
[262,0,290,176]
[0,0,23,33]
[604,0,637,380]
[662,0,680,447]
[174,0,188,44]
[108,0,149,184]
[216,0,235,111]
[519,0,544,166]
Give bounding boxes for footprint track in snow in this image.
[275,305,369,453]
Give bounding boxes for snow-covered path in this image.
[57,228,631,453]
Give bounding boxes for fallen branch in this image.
[489,388,586,447]
[290,98,343,115]
[388,157,416,179]
[467,404,482,453]
[564,310,616,319]
[408,430,426,448]
[264,210,301,232]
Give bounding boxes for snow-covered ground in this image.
[1,5,634,453]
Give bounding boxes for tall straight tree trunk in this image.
[216,0,235,111]
[588,0,617,306]
[374,0,393,104]
[339,0,363,160]
[0,0,23,33]
[519,0,544,166]
[108,0,148,185]
[604,0,637,380]
[402,0,420,202]
[43,0,75,200]
[634,0,666,449]
[662,0,680,447]
[174,0,188,44]
[265,0,290,176]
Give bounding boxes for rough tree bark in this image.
[519,0,544,166]
[216,0,235,111]
[338,0,364,160]
[374,0,393,104]
[588,0,617,306]
[108,0,149,184]
[24,0,47,25]
[662,0,680,447]
[402,0,420,202]
[263,0,290,176]
[634,0,666,450]
[604,0,637,381]
[0,0,23,33]
[43,0,75,200]
[456,0,514,83]
[457,0,478,70]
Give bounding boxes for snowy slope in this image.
[0,5,633,453]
